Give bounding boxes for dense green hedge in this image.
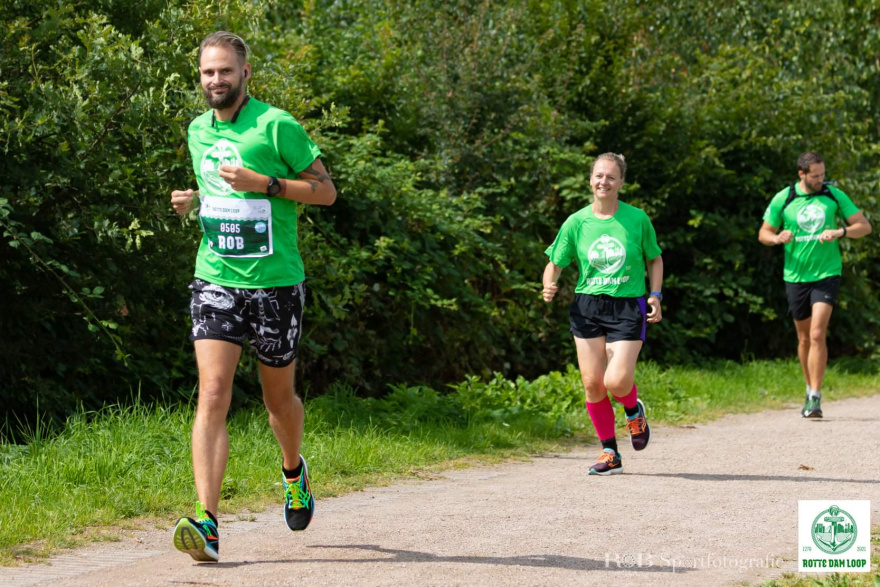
[2,0,878,425]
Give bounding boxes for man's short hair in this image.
[797,152,824,173]
[199,31,250,66]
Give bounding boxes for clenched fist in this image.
[218,165,267,193]
[171,189,197,215]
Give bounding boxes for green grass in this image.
[1,358,879,567]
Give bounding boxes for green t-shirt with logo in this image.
[545,202,662,298]
[762,184,859,283]
[188,98,322,288]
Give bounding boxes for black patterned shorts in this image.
[188,279,306,367]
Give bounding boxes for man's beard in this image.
[806,180,823,193]
[203,76,244,109]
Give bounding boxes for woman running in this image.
[542,152,663,475]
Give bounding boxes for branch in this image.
[88,78,143,154]
[0,217,130,364]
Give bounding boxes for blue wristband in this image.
[650,291,663,301]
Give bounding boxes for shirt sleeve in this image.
[545,217,576,268]
[273,114,323,175]
[830,187,860,219]
[762,191,786,228]
[641,214,662,260]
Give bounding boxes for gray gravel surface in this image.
[1,395,878,586]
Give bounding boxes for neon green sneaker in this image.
[283,456,315,531]
[173,502,219,562]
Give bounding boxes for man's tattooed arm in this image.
[285,157,336,205]
[300,162,332,193]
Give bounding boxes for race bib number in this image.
[199,196,273,258]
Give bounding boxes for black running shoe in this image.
[283,456,315,531]
[625,399,652,451]
[589,448,623,476]
[173,502,219,562]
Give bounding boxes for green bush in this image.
[2,0,878,429]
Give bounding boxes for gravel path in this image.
[2,395,878,586]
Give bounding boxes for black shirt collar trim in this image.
[211,95,250,127]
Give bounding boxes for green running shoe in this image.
[283,456,315,531]
[803,396,823,419]
[173,502,219,562]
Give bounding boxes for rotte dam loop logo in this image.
[811,505,857,555]
[796,204,826,234]
[588,234,626,274]
[201,139,243,196]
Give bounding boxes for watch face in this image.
[267,177,281,196]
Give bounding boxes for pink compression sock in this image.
[586,396,616,441]
[613,383,638,409]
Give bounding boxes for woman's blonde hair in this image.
[590,152,627,182]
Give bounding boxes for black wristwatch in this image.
[266,176,282,197]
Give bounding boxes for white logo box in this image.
[798,500,870,573]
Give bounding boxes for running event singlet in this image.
[762,184,859,283]
[187,98,322,288]
[545,202,662,298]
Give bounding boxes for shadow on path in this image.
[628,472,878,484]
[212,544,694,574]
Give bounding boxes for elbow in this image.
[322,183,337,206]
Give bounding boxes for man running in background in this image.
[758,152,871,418]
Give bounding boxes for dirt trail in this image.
[2,395,878,587]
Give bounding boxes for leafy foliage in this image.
[0,0,267,423]
[1,0,879,425]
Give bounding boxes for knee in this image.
[604,374,632,396]
[263,387,302,416]
[581,376,606,403]
[196,381,231,417]
[809,328,827,347]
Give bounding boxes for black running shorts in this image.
[569,293,647,343]
[189,279,306,367]
[784,275,841,322]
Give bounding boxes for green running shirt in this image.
[188,98,322,288]
[545,202,662,298]
[762,184,859,283]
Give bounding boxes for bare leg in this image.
[192,340,241,516]
[574,336,608,403]
[604,340,644,398]
[807,303,834,392]
[793,317,811,388]
[259,360,304,471]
